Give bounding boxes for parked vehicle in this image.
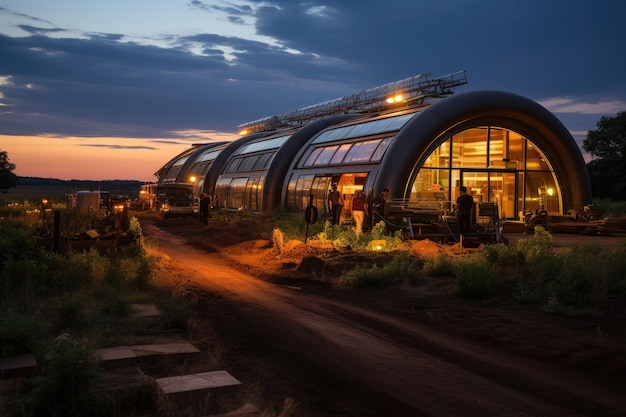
[156,183,195,218]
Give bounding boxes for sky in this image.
[1,0,625,182]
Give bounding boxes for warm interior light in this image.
[547,188,554,196]
[190,176,196,183]
[239,129,248,136]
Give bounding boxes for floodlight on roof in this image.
[238,70,467,134]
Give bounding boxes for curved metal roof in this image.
[374,90,592,210]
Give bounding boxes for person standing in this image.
[456,186,474,234]
[199,193,210,224]
[371,188,389,223]
[328,184,344,225]
[350,190,366,235]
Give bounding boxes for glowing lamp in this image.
[370,239,387,251]
[386,94,404,104]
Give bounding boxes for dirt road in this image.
[142,218,626,417]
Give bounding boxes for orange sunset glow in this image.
[1,132,238,181]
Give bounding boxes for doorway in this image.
[460,171,517,220]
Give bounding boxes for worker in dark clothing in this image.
[199,193,210,224]
[371,188,389,223]
[456,186,474,234]
[328,184,344,225]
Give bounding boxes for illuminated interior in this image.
[412,126,560,219]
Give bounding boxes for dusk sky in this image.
[1,1,625,181]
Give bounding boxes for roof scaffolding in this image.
[238,70,468,134]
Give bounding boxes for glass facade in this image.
[412,126,560,219]
[214,134,289,210]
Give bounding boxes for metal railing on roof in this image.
[238,70,467,135]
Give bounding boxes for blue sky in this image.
[1,0,625,180]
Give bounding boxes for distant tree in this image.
[0,149,18,193]
[583,110,626,201]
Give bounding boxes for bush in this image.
[15,334,112,417]
[422,253,455,277]
[453,256,499,299]
[0,309,47,357]
[337,253,420,288]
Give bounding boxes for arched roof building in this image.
[153,72,591,223]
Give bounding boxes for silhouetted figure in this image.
[456,186,473,234]
[199,193,210,224]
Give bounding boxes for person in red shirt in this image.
[350,190,366,235]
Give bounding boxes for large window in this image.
[410,126,561,218]
[301,136,394,167]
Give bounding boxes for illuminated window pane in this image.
[423,139,450,168]
[330,143,352,164]
[371,137,393,161]
[452,128,487,168]
[489,128,505,167]
[344,139,381,163]
[526,141,552,170]
[302,147,323,167]
[314,145,339,166]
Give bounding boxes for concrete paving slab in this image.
[156,371,242,416]
[156,370,241,394]
[130,342,200,357]
[97,345,136,361]
[0,353,37,379]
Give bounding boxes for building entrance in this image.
[459,170,517,220]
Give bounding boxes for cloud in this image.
[539,97,626,115]
[0,0,625,144]
[79,144,158,150]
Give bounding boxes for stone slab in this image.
[96,345,137,370]
[130,342,200,357]
[156,371,242,416]
[0,353,38,379]
[156,370,241,395]
[97,345,136,361]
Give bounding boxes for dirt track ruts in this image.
[142,219,626,417]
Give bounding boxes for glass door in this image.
[460,171,517,219]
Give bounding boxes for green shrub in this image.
[337,252,420,288]
[453,256,499,299]
[0,309,47,357]
[56,291,91,332]
[16,334,112,417]
[422,253,455,277]
[482,243,526,279]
